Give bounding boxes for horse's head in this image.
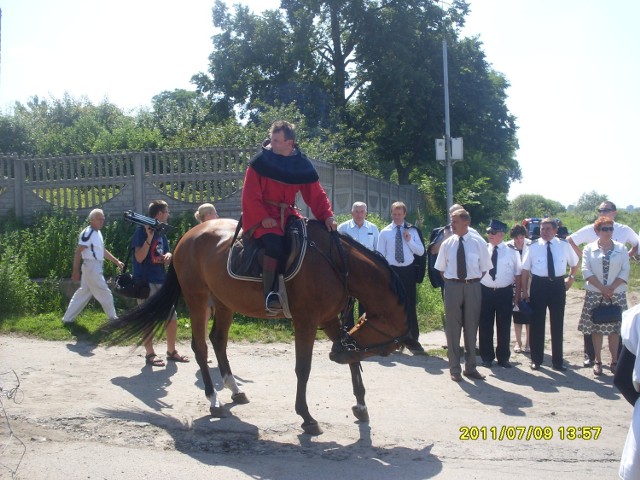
[329,312,410,364]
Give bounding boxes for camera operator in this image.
[134,200,189,367]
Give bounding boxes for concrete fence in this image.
[0,147,420,222]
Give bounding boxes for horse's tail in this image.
[102,262,182,345]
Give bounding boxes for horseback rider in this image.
[241,120,337,313]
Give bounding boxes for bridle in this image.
[308,228,408,354]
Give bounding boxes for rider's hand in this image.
[325,216,337,232]
[262,217,278,229]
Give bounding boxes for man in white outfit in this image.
[62,209,124,323]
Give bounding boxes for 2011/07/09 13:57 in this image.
[459,425,602,441]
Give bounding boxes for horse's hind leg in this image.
[210,304,249,404]
[349,362,369,422]
[187,296,223,417]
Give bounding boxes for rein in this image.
[308,228,407,354]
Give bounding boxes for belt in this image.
[446,278,481,284]
[481,284,512,290]
[532,274,565,282]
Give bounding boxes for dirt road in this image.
[1,288,636,479]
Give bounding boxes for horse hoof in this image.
[352,405,369,423]
[231,392,250,404]
[302,421,323,436]
[209,406,225,418]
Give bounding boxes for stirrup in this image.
[265,291,283,314]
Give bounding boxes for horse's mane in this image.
[307,220,407,308]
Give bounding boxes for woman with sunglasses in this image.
[578,216,630,376]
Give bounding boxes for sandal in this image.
[145,353,165,367]
[514,346,522,354]
[167,350,190,363]
[610,362,617,374]
[593,361,603,376]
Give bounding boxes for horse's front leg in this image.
[294,325,322,435]
[210,305,249,404]
[187,300,223,417]
[349,362,369,422]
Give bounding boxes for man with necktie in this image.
[479,219,522,369]
[521,218,579,371]
[377,201,425,353]
[434,209,493,381]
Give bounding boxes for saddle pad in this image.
[227,217,308,282]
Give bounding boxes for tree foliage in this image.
[193,0,520,224]
[575,191,608,213]
[509,194,566,220]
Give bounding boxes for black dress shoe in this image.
[450,373,463,382]
[481,360,493,368]
[530,363,540,370]
[552,364,568,372]
[463,370,486,380]
[498,360,512,368]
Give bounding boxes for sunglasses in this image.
[598,208,614,213]
[599,226,614,232]
[487,229,502,235]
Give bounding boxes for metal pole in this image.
[443,39,453,210]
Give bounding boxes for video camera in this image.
[123,210,172,234]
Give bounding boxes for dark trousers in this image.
[530,276,566,367]
[261,233,285,272]
[479,285,513,363]
[391,265,419,341]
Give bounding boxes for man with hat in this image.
[479,219,522,369]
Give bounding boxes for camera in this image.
[123,210,172,234]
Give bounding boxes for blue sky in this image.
[1,0,638,208]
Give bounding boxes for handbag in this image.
[114,237,150,299]
[591,299,622,325]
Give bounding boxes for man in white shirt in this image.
[567,201,639,367]
[338,201,379,329]
[377,201,425,353]
[478,220,522,369]
[435,209,493,381]
[62,209,124,324]
[521,218,579,371]
[338,201,379,251]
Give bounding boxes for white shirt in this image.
[569,221,639,248]
[521,237,579,277]
[480,242,522,288]
[377,223,425,267]
[78,226,105,262]
[434,231,493,280]
[338,219,379,251]
[619,304,640,479]
[582,239,630,293]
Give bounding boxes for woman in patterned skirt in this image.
[578,216,630,376]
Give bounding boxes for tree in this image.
[509,194,566,220]
[575,191,608,213]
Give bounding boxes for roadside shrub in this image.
[0,247,37,315]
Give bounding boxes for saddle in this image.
[227,217,308,283]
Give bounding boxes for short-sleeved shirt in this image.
[480,242,522,289]
[434,231,493,280]
[521,237,579,277]
[78,226,104,261]
[132,226,170,284]
[569,222,639,248]
[338,219,379,251]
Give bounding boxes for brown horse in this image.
[106,218,409,435]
